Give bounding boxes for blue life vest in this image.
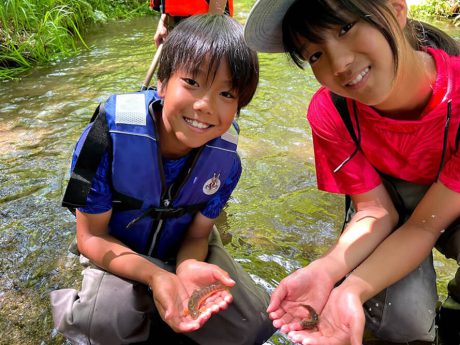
[63,90,240,260]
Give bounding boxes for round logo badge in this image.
[203,173,221,195]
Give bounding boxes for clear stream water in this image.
[0,2,459,344]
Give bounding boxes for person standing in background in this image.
[151,0,233,47]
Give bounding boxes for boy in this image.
[51,14,274,345]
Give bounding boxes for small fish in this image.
[186,282,229,319]
[299,304,319,330]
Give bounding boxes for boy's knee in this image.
[50,268,154,344]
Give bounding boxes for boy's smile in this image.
[183,117,212,130]
[157,60,238,159]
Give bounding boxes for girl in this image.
[244,0,460,344]
[51,14,274,345]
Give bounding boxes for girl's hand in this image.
[286,286,365,345]
[268,261,335,334]
[176,259,235,317]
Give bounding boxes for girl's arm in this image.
[315,183,399,284]
[339,181,460,302]
[267,183,398,333]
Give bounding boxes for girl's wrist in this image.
[313,255,350,285]
[337,273,374,303]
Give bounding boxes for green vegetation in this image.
[0,0,150,80]
[410,0,460,26]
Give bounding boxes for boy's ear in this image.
[389,0,407,28]
[157,80,165,97]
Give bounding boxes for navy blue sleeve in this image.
[200,156,242,219]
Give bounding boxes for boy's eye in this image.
[221,90,236,99]
[339,22,355,36]
[308,52,322,64]
[182,78,198,86]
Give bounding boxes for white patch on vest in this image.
[203,173,221,195]
[115,94,147,126]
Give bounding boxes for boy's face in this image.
[157,60,238,158]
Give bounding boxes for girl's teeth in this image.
[184,117,210,129]
[348,67,369,86]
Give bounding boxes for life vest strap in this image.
[62,104,111,211]
[126,203,206,229]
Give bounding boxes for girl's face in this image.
[297,19,397,106]
[157,60,238,158]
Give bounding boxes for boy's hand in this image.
[150,270,209,332]
[176,259,235,317]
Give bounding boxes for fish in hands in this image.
[299,304,319,330]
[184,282,230,319]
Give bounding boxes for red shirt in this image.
[307,48,460,195]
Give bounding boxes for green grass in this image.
[0,0,150,80]
[410,0,460,25]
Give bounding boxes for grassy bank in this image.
[410,0,460,25]
[0,0,151,80]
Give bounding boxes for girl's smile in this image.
[346,66,370,88]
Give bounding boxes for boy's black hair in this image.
[157,14,259,111]
[282,0,459,70]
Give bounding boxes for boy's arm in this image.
[76,209,170,287]
[176,212,214,265]
[76,209,210,331]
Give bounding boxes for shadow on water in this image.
[0,5,458,345]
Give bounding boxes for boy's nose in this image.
[193,95,214,115]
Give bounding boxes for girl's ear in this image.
[157,80,165,97]
[388,0,408,28]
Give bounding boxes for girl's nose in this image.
[327,45,354,76]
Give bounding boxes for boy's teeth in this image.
[348,67,369,86]
[184,117,210,129]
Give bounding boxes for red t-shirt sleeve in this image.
[440,145,460,193]
[307,88,381,195]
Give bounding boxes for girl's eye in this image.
[182,78,198,86]
[309,52,322,64]
[339,22,355,36]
